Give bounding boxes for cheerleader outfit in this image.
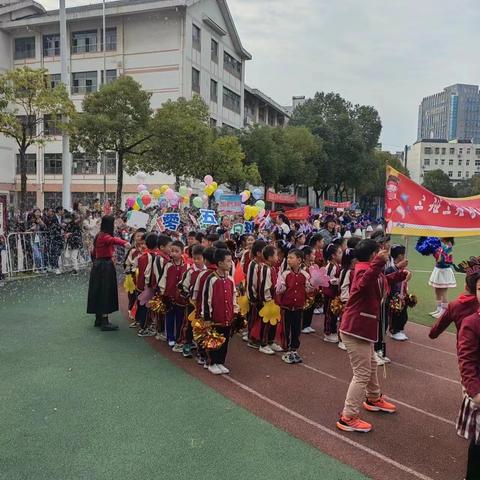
[124,246,142,312]
[456,311,480,479]
[429,243,456,288]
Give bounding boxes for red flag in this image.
[234,261,246,285]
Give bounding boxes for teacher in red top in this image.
[87,215,130,331]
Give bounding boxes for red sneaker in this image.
[363,395,396,413]
[336,415,373,433]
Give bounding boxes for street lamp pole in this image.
[60,0,72,211]
[102,0,107,206]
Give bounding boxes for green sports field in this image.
[397,235,480,328]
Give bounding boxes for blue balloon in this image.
[214,188,224,201]
[252,188,263,200]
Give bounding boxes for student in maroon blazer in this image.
[337,239,408,434]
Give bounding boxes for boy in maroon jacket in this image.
[276,249,313,364]
[160,240,188,349]
[337,239,408,433]
[202,248,238,375]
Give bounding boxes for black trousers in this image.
[284,309,302,351]
[135,303,148,329]
[209,326,231,365]
[303,304,315,329]
[390,307,408,334]
[467,440,480,480]
[374,301,388,355]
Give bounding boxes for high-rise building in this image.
[417,84,480,143]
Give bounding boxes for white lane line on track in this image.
[406,340,456,357]
[302,364,455,426]
[224,375,436,480]
[391,361,460,385]
[407,322,456,337]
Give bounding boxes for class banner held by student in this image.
[385,166,480,237]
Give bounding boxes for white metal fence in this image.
[2,231,92,277]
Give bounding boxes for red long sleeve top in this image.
[457,311,480,398]
[202,272,237,325]
[93,233,128,259]
[276,268,312,310]
[162,260,188,306]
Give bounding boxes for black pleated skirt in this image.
[87,258,119,315]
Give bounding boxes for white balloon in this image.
[136,171,147,183]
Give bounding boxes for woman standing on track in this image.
[87,215,130,331]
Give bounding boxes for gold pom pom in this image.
[123,274,136,294]
[389,294,405,313]
[405,293,418,308]
[148,295,169,314]
[330,296,344,316]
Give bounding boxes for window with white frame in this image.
[71,30,97,54]
[223,87,241,113]
[14,37,35,60]
[72,71,97,94]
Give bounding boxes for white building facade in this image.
[408,139,480,185]
[0,0,254,209]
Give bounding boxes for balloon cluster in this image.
[126,172,193,212]
[242,188,265,220]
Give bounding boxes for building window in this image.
[104,152,117,175]
[458,171,462,177]
[43,34,60,57]
[449,159,453,165]
[43,115,61,136]
[72,192,115,208]
[210,118,217,128]
[434,147,440,154]
[467,159,470,166]
[424,158,430,166]
[448,171,453,177]
[16,192,37,210]
[450,147,455,154]
[192,24,201,51]
[434,159,438,165]
[72,71,98,94]
[17,115,36,137]
[223,87,241,114]
[476,149,480,155]
[211,39,218,63]
[14,37,35,60]
[476,160,480,166]
[192,68,200,94]
[49,73,61,89]
[210,79,218,103]
[459,148,463,154]
[71,30,98,54]
[459,159,463,165]
[44,192,63,208]
[467,148,471,154]
[101,69,117,85]
[223,52,242,79]
[441,159,445,165]
[16,154,36,175]
[44,153,62,175]
[72,152,98,175]
[424,147,432,154]
[441,148,446,155]
[100,27,117,51]
[466,171,470,178]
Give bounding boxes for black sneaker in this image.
[292,351,303,363]
[183,344,193,358]
[101,323,119,331]
[247,342,260,350]
[281,352,296,364]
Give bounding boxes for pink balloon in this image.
[137,184,147,193]
[241,192,248,203]
[258,208,266,218]
[126,197,135,208]
[165,188,175,199]
[204,175,213,185]
[202,195,208,202]
[187,188,193,196]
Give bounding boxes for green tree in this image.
[0,67,74,210]
[70,75,152,211]
[454,174,480,197]
[138,96,211,187]
[422,169,455,197]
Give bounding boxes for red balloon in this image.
[141,194,152,206]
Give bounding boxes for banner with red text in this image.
[324,200,352,209]
[266,191,297,205]
[270,206,310,221]
[385,166,480,237]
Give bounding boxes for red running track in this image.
[120,295,466,480]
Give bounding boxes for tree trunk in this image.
[19,148,27,212]
[175,176,181,191]
[116,152,124,213]
[314,189,321,208]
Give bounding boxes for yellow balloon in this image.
[133,202,140,211]
[205,185,215,196]
[211,181,218,191]
[244,190,251,200]
[152,188,161,199]
[251,206,260,218]
[183,196,190,205]
[160,185,169,194]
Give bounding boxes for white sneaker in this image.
[242,332,249,342]
[376,351,391,364]
[55,268,62,275]
[323,333,339,343]
[259,345,275,355]
[270,343,284,352]
[338,341,347,351]
[389,331,407,341]
[172,343,183,353]
[374,351,386,366]
[400,330,409,340]
[429,308,440,317]
[307,326,316,333]
[129,321,138,328]
[432,309,445,319]
[218,364,230,374]
[208,364,223,375]
[168,340,175,347]
[314,308,322,314]
[301,327,311,334]
[155,333,167,341]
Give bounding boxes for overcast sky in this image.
[41,0,480,152]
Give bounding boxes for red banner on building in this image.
[386,166,480,237]
[324,200,352,208]
[266,190,297,205]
